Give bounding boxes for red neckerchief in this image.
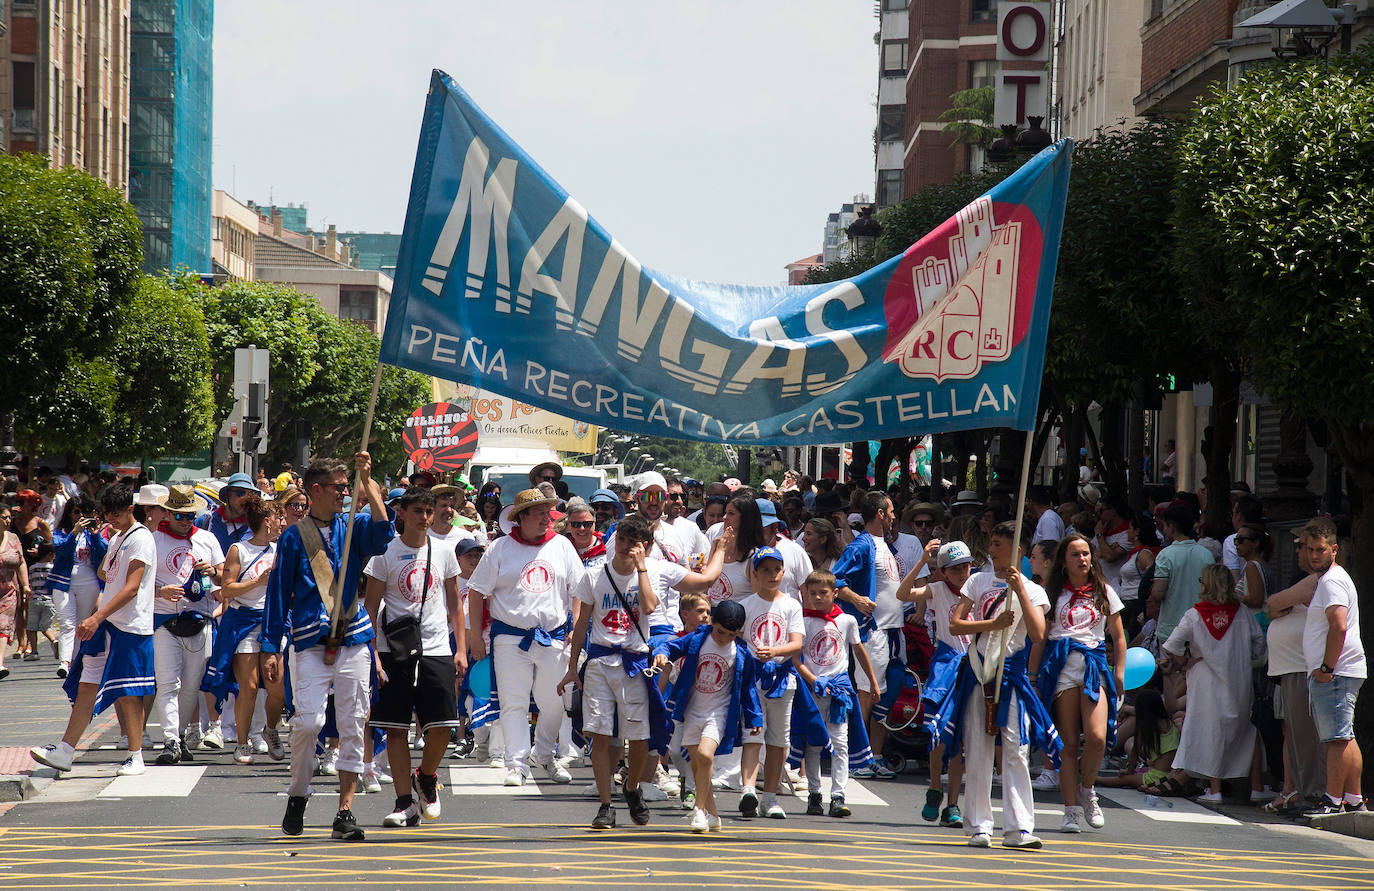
[1194,601,1240,640]
[803,604,843,623]
[157,520,194,541]
[1065,583,1095,599]
[1106,522,1130,536]
[509,525,557,547]
[1126,545,1148,561]
[576,534,606,561]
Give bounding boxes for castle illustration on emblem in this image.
[882,196,1023,384]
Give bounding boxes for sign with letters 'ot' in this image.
[381,70,1073,446]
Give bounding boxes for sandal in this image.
[1261,791,1300,814]
[1151,776,1192,798]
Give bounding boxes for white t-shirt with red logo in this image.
[152,527,226,617]
[872,536,905,630]
[739,591,805,691]
[579,558,688,654]
[959,571,1050,658]
[227,540,275,610]
[802,612,862,680]
[467,533,591,631]
[927,579,970,652]
[684,633,737,724]
[706,558,752,605]
[1047,583,1125,646]
[365,537,461,656]
[100,523,158,635]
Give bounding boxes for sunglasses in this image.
[1235,535,1258,543]
[171,511,196,521]
[323,483,350,493]
[911,520,934,527]
[638,490,664,504]
[666,492,684,501]
[569,520,595,529]
[286,502,308,512]
[540,475,558,482]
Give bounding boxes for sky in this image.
[212,1,879,286]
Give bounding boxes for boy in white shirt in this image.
[652,600,763,833]
[737,546,806,819]
[794,570,877,817]
[933,521,1058,850]
[364,488,467,827]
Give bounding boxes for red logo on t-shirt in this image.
[399,559,434,604]
[807,627,844,668]
[707,574,733,604]
[1058,593,1100,633]
[695,652,730,694]
[520,559,555,594]
[164,544,193,581]
[749,613,786,649]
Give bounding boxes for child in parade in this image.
[668,591,713,811]
[793,570,877,817]
[1031,531,1127,832]
[737,546,805,819]
[897,539,972,827]
[652,600,763,833]
[932,521,1059,850]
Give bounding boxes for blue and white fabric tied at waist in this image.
[1035,637,1118,747]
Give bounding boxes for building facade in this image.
[128,0,211,274]
[1056,0,1142,138]
[1,0,131,190]
[875,0,910,208]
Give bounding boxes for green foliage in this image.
[937,85,999,148]
[0,154,143,416]
[101,276,217,457]
[1175,48,1374,426]
[873,162,1021,262]
[183,277,431,476]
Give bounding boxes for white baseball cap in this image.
[632,471,668,495]
[937,541,974,569]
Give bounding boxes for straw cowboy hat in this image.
[156,484,199,513]
[498,487,561,535]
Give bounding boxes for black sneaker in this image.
[625,785,651,825]
[806,792,824,816]
[829,794,851,818]
[591,802,616,829]
[1304,797,1345,819]
[1348,799,1369,813]
[282,795,308,836]
[940,805,964,828]
[331,808,366,841]
[739,789,759,818]
[155,739,183,766]
[383,796,421,827]
[176,734,196,762]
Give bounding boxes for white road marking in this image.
[790,778,888,806]
[1098,787,1240,825]
[97,766,207,798]
[447,765,543,796]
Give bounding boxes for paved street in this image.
[1,655,1371,890]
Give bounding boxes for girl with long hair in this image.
[704,494,765,605]
[1033,531,1127,833]
[800,517,843,573]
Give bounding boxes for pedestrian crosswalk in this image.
[446,764,544,796]
[97,765,206,798]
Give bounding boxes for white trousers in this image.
[805,694,851,797]
[493,636,566,773]
[962,690,1035,836]
[153,625,212,742]
[289,644,370,797]
[57,580,100,664]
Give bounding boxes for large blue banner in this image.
[381,70,1072,446]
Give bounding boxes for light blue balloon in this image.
[468,657,493,700]
[1123,647,1156,691]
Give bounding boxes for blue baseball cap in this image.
[589,487,624,519]
[752,545,784,568]
[225,472,256,492]
[385,487,406,504]
[755,498,780,526]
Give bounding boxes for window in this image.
[11,61,36,133]
[971,0,996,24]
[883,0,909,10]
[878,105,905,142]
[968,59,997,90]
[877,169,903,207]
[339,288,377,328]
[882,40,907,76]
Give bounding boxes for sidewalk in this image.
[0,649,119,802]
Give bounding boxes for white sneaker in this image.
[690,807,710,833]
[30,742,73,772]
[489,755,506,769]
[708,812,722,832]
[383,799,421,827]
[117,754,146,776]
[1082,787,1105,829]
[1061,805,1083,833]
[362,771,382,794]
[503,768,526,787]
[582,782,600,798]
[182,724,203,751]
[319,748,339,776]
[659,777,682,798]
[264,727,286,761]
[1031,769,1060,791]
[200,726,224,750]
[640,782,669,802]
[234,744,253,765]
[558,752,586,770]
[763,801,787,819]
[537,759,572,784]
[249,734,269,755]
[968,832,992,848]
[370,762,392,784]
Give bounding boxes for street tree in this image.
[1175,46,1374,592]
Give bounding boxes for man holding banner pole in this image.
[263,454,392,841]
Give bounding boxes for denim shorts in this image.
[1308,673,1363,742]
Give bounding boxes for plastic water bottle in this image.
[1144,794,1174,808]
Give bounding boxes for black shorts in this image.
[370,653,459,733]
